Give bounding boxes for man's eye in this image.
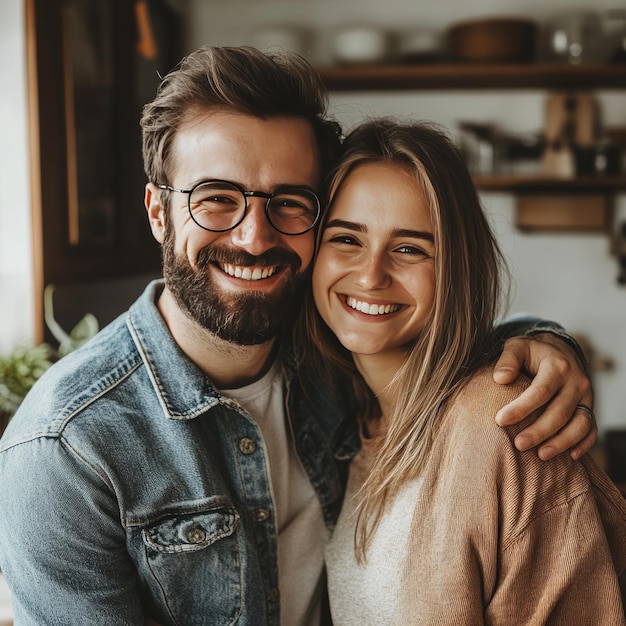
[193,195,241,215]
[275,198,306,209]
[207,195,237,204]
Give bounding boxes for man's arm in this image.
[491,315,595,461]
[0,438,144,624]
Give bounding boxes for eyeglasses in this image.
[158,179,321,236]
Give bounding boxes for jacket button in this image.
[239,437,257,455]
[187,527,206,544]
[269,588,280,602]
[252,508,269,522]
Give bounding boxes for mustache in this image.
[197,246,302,272]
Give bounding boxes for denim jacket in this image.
[0,281,357,625]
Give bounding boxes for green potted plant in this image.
[0,344,54,431]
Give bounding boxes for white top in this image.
[325,439,423,626]
[222,361,327,626]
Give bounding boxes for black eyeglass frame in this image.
[157,179,321,236]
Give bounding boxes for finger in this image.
[495,377,557,427]
[535,406,598,461]
[493,338,528,384]
[509,382,594,453]
[496,346,589,428]
[568,428,598,460]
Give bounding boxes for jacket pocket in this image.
[138,499,243,625]
[142,506,239,554]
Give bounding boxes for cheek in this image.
[414,266,436,312]
[165,203,216,263]
[175,225,220,269]
[311,264,325,312]
[291,235,315,273]
[312,249,339,317]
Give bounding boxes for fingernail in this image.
[515,434,533,450]
[538,446,555,461]
[494,367,513,381]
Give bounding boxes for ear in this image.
[145,183,165,244]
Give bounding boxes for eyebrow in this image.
[188,178,319,194]
[324,218,434,242]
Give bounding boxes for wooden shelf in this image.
[475,175,626,193]
[318,61,626,218]
[317,62,626,91]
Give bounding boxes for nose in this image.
[355,250,392,291]
[230,198,280,255]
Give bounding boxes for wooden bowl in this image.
[448,17,538,63]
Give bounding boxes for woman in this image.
[305,119,626,624]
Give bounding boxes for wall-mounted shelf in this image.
[319,61,626,242]
[475,175,626,193]
[317,62,626,91]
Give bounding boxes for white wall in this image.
[0,0,34,355]
[185,0,623,65]
[2,0,624,431]
[188,0,626,432]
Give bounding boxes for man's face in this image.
[147,110,320,345]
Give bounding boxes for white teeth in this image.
[346,297,400,315]
[221,264,277,281]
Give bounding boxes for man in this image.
[0,46,594,625]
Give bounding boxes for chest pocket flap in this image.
[142,505,239,554]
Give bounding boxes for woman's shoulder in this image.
[445,366,533,442]
[434,367,594,537]
[439,366,566,472]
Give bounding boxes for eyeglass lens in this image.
[188,181,319,235]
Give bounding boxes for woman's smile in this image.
[344,295,403,316]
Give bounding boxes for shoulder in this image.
[432,368,593,541]
[441,367,531,451]
[0,313,141,445]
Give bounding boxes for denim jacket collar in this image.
[127,280,223,421]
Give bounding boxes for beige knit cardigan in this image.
[331,369,626,625]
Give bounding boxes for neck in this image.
[353,351,406,425]
[157,287,277,389]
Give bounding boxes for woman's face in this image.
[312,161,436,360]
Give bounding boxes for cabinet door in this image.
[27,0,181,341]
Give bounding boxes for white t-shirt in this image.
[325,438,423,625]
[221,361,328,626]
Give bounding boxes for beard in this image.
[161,225,308,346]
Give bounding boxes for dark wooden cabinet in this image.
[26,0,182,341]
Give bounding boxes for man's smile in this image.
[220,263,279,281]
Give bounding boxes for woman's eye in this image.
[396,244,430,257]
[327,234,359,246]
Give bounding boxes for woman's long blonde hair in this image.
[301,119,510,558]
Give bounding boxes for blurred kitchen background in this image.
[1,0,626,455]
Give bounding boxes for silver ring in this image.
[576,403,595,422]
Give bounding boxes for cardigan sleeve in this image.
[486,489,626,624]
[478,376,626,624]
[398,371,626,625]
